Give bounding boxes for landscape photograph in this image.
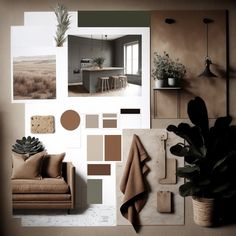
[13,54,56,100]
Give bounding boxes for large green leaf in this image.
[179,182,201,197]
[177,165,200,178]
[170,143,189,157]
[187,97,209,138]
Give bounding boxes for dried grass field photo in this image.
[13,55,56,100]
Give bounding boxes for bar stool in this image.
[110,76,120,90]
[119,75,128,88]
[98,76,110,92]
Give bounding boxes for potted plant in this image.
[167,58,186,87]
[12,136,45,157]
[152,51,170,88]
[167,97,236,227]
[93,57,105,69]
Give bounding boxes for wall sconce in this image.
[199,18,217,77]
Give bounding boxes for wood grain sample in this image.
[157,191,172,213]
[159,158,177,184]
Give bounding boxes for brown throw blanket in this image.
[120,134,150,232]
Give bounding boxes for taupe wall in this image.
[1,0,236,236]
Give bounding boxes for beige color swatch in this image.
[103,113,117,118]
[105,135,121,161]
[157,191,172,213]
[87,135,103,161]
[60,110,80,130]
[86,114,99,128]
[159,158,177,184]
[31,116,55,133]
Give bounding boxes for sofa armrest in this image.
[66,162,75,209]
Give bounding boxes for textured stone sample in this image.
[31,116,55,133]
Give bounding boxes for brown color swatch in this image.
[105,135,121,161]
[157,191,172,213]
[86,114,99,128]
[159,158,177,184]
[103,119,117,128]
[87,164,111,175]
[60,110,80,130]
[31,116,55,133]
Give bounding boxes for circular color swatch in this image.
[60,110,80,131]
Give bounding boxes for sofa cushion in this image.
[12,194,71,201]
[12,178,69,194]
[42,153,65,178]
[11,151,46,179]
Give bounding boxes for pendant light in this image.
[198,18,217,77]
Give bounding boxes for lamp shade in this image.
[198,58,217,77]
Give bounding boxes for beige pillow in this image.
[42,153,65,178]
[11,151,46,179]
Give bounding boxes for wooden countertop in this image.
[82,67,124,72]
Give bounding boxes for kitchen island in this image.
[82,67,124,93]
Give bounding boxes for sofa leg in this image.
[67,209,71,214]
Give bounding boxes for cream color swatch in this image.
[87,135,103,161]
[31,116,55,133]
[116,129,184,225]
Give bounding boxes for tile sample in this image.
[31,115,55,133]
[60,110,80,130]
[87,164,111,175]
[157,191,172,213]
[87,179,103,204]
[105,135,121,161]
[103,119,117,128]
[159,158,177,184]
[87,135,103,161]
[86,114,99,128]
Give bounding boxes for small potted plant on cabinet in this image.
[167,58,186,87]
[167,97,236,227]
[152,51,169,88]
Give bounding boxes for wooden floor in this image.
[68,83,142,97]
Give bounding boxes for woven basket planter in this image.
[192,197,215,227]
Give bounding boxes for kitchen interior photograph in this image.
[68,34,142,97]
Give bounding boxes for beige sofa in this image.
[12,162,75,211]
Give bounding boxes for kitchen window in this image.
[124,41,139,75]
